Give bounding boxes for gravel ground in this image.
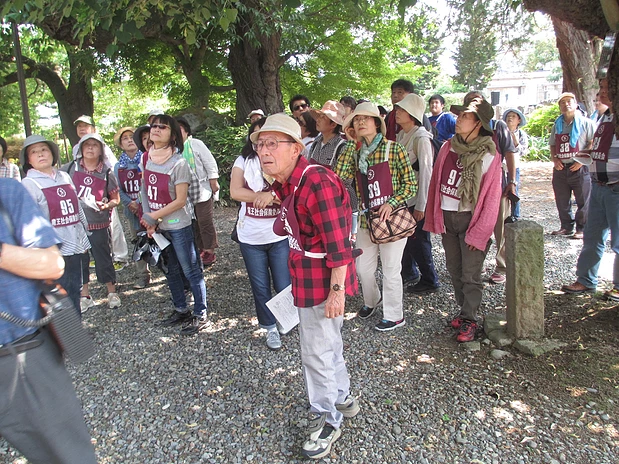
[2,161,618,463]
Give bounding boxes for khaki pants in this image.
[442,211,490,322]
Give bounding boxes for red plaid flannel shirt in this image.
[273,157,359,308]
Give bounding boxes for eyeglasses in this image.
[293,103,309,112]
[151,124,170,130]
[352,115,372,125]
[253,139,296,152]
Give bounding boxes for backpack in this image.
[411,134,442,171]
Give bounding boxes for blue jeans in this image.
[401,213,438,286]
[57,254,83,318]
[239,239,291,329]
[576,182,619,289]
[510,168,521,219]
[164,226,207,317]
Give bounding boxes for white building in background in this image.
[485,70,563,114]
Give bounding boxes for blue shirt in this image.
[428,112,456,143]
[0,178,60,345]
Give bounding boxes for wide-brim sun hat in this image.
[557,92,576,104]
[249,113,304,146]
[309,100,346,126]
[19,134,60,171]
[133,125,151,152]
[502,108,527,127]
[451,97,494,133]
[342,102,387,136]
[248,109,265,119]
[114,126,136,148]
[75,133,106,159]
[394,93,425,125]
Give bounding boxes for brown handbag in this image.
[366,205,416,244]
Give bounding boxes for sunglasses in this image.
[293,103,309,112]
[151,124,170,130]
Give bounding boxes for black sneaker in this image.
[407,282,440,294]
[180,315,209,335]
[160,310,192,326]
[375,318,406,332]
[358,299,382,319]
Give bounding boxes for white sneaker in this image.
[80,296,95,313]
[301,413,341,459]
[108,292,121,309]
[266,329,282,350]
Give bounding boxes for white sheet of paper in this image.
[152,232,171,250]
[266,284,299,334]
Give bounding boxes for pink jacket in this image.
[423,140,502,250]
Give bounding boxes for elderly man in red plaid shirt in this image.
[251,113,360,460]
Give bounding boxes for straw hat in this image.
[249,113,304,146]
[309,100,346,126]
[114,127,136,148]
[342,102,387,136]
[394,93,425,125]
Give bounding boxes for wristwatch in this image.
[331,283,344,292]
[509,180,518,186]
[270,190,277,199]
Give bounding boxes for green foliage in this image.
[521,104,560,162]
[452,0,498,90]
[524,37,559,72]
[198,124,248,204]
[524,103,560,137]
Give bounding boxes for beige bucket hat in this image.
[249,113,304,146]
[342,102,387,136]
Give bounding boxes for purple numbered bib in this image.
[144,169,173,211]
[356,160,394,211]
[439,150,462,200]
[72,170,107,202]
[555,133,579,160]
[590,121,614,162]
[42,184,80,227]
[118,168,141,200]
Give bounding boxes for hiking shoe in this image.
[551,228,574,236]
[561,282,595,294]
[451,316,464,329]
[80,295,95,313]
[407,282,439,294]
[489,272,506,284]
[301,413,341,460]
[108,292,121,309]
[336,395,360,418]
[133,277,150,289]
[456,320,478,343]
[604,287,619,302]
[402,275,421,287]
[570,231,584,240]
[201,251,216,266]
[375,318,406,332]
[266,329,282,350]
[160,310,193,326]
[180,315,209,335]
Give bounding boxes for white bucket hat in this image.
[310,100,346,126]
[394,93,425,125]
[248,109,265,119]
[249,113,304,146]
[342,102,387,136]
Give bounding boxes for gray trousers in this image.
[552,165,591,233]
[442,211,490,322]
[298,302,350,429]
[0,329,97,464]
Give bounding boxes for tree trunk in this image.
[228,14,284,125]
[0,47,93,145]
[551,17,602,115]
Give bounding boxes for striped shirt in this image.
[0,158,20,181]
